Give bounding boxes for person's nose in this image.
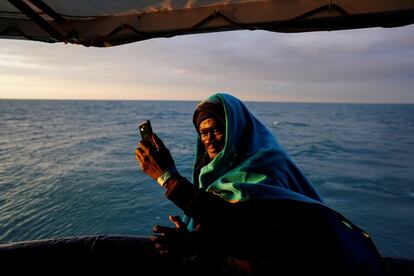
[205,132,215,143]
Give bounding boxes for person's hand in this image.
[135,133,175,180]
[151,215,194,256]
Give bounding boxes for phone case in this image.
[139,120,153,142]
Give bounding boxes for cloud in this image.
[0,24,413,102]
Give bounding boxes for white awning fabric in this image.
[1,0,413,47]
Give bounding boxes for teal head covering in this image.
[193,93,322,203]
[184,93,323,229]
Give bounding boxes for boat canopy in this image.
[1,0,414,47]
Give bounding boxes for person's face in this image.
[199,117,225,160]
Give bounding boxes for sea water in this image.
[0,100,413,258]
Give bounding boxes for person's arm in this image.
[163,175,235,225]
[135,132,234,224]
[135,134,257,257]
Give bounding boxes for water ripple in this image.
[1,100,413,258]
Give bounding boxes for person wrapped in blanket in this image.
[135,93,388,275]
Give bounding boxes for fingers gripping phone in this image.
[138,120,153,143]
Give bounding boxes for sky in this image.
[0,24,413,103]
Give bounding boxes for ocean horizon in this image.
[2,98,414,104]
[1,99,413,258]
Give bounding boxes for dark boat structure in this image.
[0,235,413,275]
[1,0,414,274]
[1,0,414,47]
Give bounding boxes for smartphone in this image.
[138,120,153,143]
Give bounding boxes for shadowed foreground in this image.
[0,235,413,275]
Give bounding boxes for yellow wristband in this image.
[157,167,178,187]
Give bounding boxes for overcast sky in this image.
[0,24,413,103]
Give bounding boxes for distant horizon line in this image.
[1,97,413,105]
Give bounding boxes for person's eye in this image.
[214,129,222,135]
